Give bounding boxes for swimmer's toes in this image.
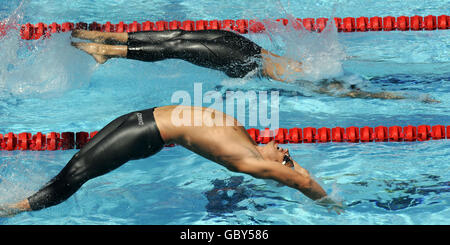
[71,29,78,37]
[71,29,85,38]
[0,205,19,218]
[71,42,107,63]
[71,41,85,49]
[71,42,93,55]
[71,29,94,40]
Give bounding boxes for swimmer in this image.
[70,29,430,102]
[0,105,343,217]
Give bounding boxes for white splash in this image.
[0,1,95,99]
[259,15,347,83]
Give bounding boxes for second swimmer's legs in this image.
[71,30,262,78]
[72,29,236,45]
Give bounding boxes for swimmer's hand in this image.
[421,95,441,104]
[316,196,345,215]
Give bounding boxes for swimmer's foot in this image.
[0,204,21,218]
[90,54,108,64]
[71,42,109,64]
[71,29,128,45]
[0,200,31,218]
[72,30,106,43]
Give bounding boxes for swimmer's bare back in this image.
[154,106,329,201]
[154,105,260,165]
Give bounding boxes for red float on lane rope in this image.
[383,16,396,31]
[332,127,345,142]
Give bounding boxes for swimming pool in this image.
[0,0,449,225]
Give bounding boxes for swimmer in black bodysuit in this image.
[0,105,344,217]
[71,29,439,102]
[72,29,265,78]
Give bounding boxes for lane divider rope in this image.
[1,125,448,151]
[1,15,448,40]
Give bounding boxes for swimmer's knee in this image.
[66,158,89,180]
[164,39,183,50]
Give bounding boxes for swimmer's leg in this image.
[71,39,222,65]
[71,30,219,64]
[0,113,130,217]
[76,112,131,155]
[71,42,127,64]
[71,29,237,46]
[72,30,262,77]
[1,110,164,216]
[71,30,128,45]
[126,34,262,77]
[25,110,163,211]
[126,30,242,45]
[126,38,261,77]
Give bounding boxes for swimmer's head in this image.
[257,140,292,166]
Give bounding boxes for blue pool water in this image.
[0,0,449,224]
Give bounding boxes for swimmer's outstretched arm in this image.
[234,157,326,201]
[290,159,344,213]
[339,90,440,103]
[339,90,405,100]
[315,81,441,103]
[232,157,343,214]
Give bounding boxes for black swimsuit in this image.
[28,108,164,210]
[126,30,263,78]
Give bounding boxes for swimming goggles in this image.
[282,154,294,167]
